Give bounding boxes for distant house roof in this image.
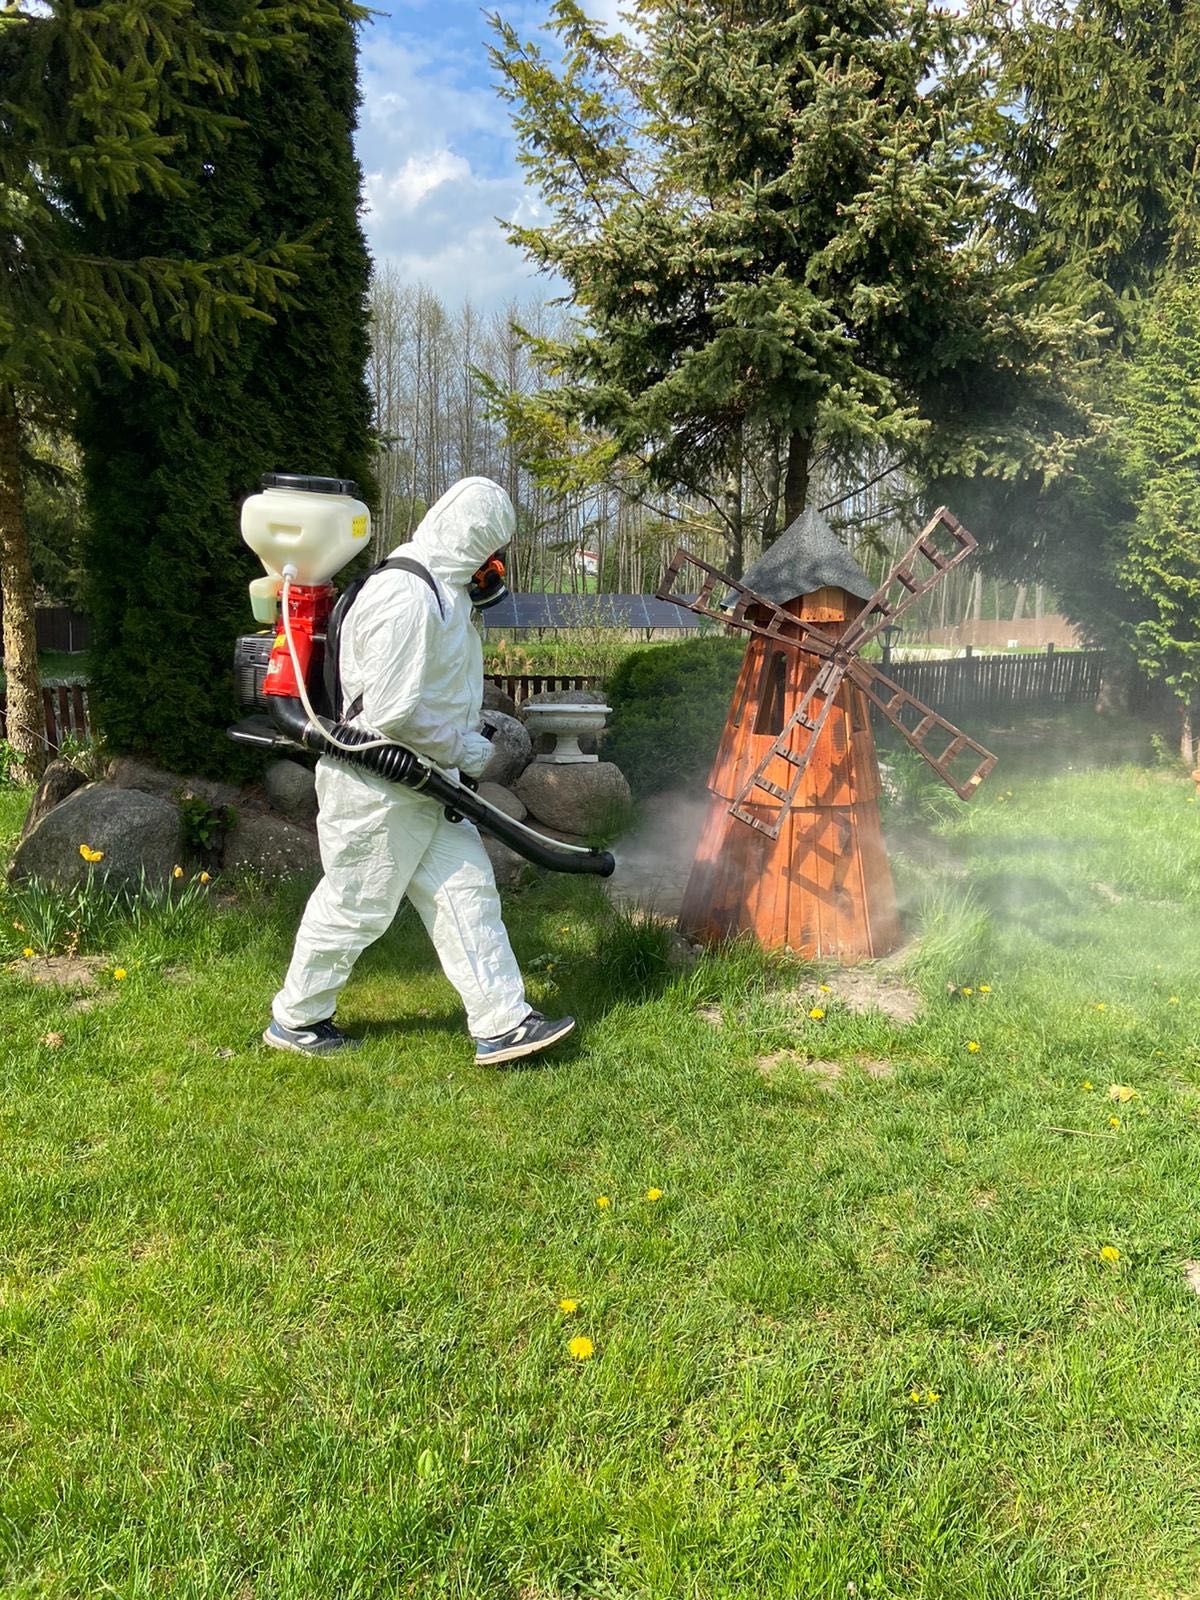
[480,593,705,630]
[736,507,875,605]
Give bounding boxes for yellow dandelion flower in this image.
[818,983,832,993]
[595,1195,611,1210]
[199,872,211,885]
[21,947,34,959]
[1082,1080,1093,1091]
[909,1389,922,1404]
[172,865,184,880]
[645,1187,664,1202]
[809,1007,825,1020]
[1100,1245,1120,1263]
[967,1041,981,1053]
[926,1390,941,1403]
[559,926,570,934]
[113,968,127,981]
[978,984,992,993]
[78,844,104,863]
[1094,1002,1107,1012]
[1108,1084,1137,1103]
[559,1298,578,1314]
[568,1335,594,1361]
[1109,1116,1120,1129]
[1169,996,1180,1005]
[962,987,974,995]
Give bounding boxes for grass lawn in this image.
[2,710,1200,1598]
[0,651,90,691]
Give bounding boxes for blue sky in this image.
[356,1,618,308]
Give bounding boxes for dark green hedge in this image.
[604,636,745,798]
[76,13,373,779]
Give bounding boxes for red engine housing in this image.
[263,582,335,700]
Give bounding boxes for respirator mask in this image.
[468,550,509,610]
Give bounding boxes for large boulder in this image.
[9,783,182,891]
[482,683,519,719]
[481,833,528,889]
[477,782,527,823]
[107,756,240,812]
[479,711,533,788]
[264,758,318,825]
[519,686,609,756]
[222,812,321,879]
[20,759,89,842]
[512,762,632,835]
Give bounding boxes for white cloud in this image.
[355,26,553,308]
[365,149,471,217]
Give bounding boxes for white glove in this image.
[458,730,494,779]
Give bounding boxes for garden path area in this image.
[2,709,1200,1598]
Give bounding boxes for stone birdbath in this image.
[523,702,613,764]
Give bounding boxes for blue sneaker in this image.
[263,1018,360,1056]
[474,1009,575,1066]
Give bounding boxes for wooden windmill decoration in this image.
[656,506,997,960]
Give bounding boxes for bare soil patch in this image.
[756,1051,894,1086]
[780,967,923,1026]
[7,954,106,989]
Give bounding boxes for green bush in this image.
[604,636,745,797]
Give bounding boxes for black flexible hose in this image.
[265,697,615,878]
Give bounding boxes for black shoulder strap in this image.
[324,556,444,723]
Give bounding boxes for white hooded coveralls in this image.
[272,477,529,1040]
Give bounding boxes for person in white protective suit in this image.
[263,477,576,1065]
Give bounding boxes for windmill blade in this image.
[728,660,849,839]
[656,547,841,659]
[847,658,997,800]
[840,507,979,656]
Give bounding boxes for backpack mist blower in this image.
[227,473,615,877]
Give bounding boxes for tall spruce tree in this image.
[984,0,1200,349]
[1116,273,1200,759]
[0,0,349,781]
[76,8,373,778]
[943,0,1200,710]
[489,0,1087,575]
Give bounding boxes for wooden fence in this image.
[1,655,1102,757]
[485,672,605,705]
[0,606,92,654]
[0,685,91,752]
[886,647,1105,716]
[35,607,91,654]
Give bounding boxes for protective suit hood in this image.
[410,477,515,588]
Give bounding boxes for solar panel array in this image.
[481,593,705,630]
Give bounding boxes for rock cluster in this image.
[9,755,320,892]
[10,691,631,894]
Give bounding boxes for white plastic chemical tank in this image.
[241,472,370,618]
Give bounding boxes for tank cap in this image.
[261,471,360,497]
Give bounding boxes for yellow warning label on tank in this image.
[274,634,287,650]
[352,514,368,539]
